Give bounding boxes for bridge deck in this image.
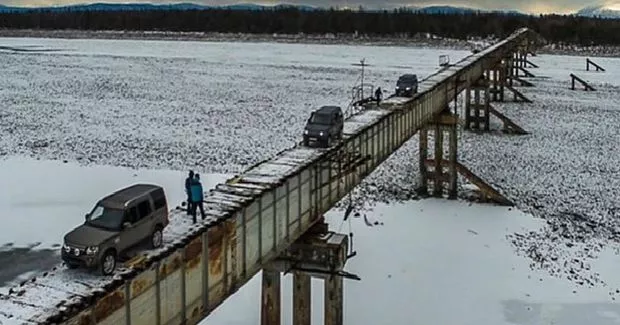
[0,28,536,325]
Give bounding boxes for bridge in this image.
[0,27,542,325]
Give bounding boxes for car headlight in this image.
[319,131,324,137]
[62,244,70,252]
[86,246,99,255]
[304,129,309,135]
[406,87,411,90]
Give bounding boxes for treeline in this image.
[1,8,620,45]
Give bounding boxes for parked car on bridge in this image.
[61,184,169,275]
[395,74,419,97]
[303,105,344,148]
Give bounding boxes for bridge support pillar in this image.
[487,64,505,102]
[261,270,281,325]
[418,109,458,199]
[325,274,344,325]
[464,78,490,131]
[506,56,514,87]
[293,272,311,325]
[262,222,356,325]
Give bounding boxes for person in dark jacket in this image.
[375,87,383,106]
[190,173,206,223]
[185,170,194,215]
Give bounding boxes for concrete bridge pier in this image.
[260,222,351,325]
[464,78,490,131]
[418,109,459,199]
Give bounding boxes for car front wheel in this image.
[100,250,116,276]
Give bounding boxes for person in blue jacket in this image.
[190,173,206,223]
[184,170,194,215]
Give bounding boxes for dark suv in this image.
[61,184,169,275]
[395,74,419,97]
[303,105,344,148]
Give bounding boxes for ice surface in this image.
[0,156,231,323]
[202,200,620,325]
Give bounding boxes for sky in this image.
[0,0,619,14]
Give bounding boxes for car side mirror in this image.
[123,222,132,229]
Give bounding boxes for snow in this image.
[0,156,228,250]
[0,156,231,323]
[345,52,620,289]
[342,109,391,135]
[203,199,620,325]
[0,37,470,174]
[0,34,618,325]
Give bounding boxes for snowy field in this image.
[205,201,620,325]
[0,36,619,324]
[0,37,470,173]
[0,155,230,289]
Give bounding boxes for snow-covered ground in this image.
[204,200,620,325]
[0,156,231,324]
[0,156,228,251]
[0,37,470,174]
[0,36,619,324]
[1,157,619,325]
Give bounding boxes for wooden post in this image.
[433,122,443,197]
[324,275,344,325]
[293,272,311,325]
[418,126,429,195]
[261,270,281,325]
[465,77,489,131]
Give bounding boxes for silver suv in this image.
[61,184,169,275]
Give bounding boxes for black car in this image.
[303,105,344,148]
[395,74,419,97]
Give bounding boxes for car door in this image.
[119,204,141,252]
[134,198,155,245]
[330,112,339,137]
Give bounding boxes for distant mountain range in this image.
[576,5,620,19]
[0,2,618,19]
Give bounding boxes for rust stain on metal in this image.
[131,275,153,297]
[184,237,203,270]
[207,226,224,246]
[76,312,92,325]
[160,255,182,278]
[208,226,224,277]
[93,289,125,321]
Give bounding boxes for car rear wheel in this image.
[100,250,116,276]
[151,226,163,249]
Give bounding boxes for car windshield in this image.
[85,204,124,230]
[398,77,416,86]
[310,113,331,125]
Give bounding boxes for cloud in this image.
[0,0,607,14]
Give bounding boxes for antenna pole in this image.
[360,58,365,99]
